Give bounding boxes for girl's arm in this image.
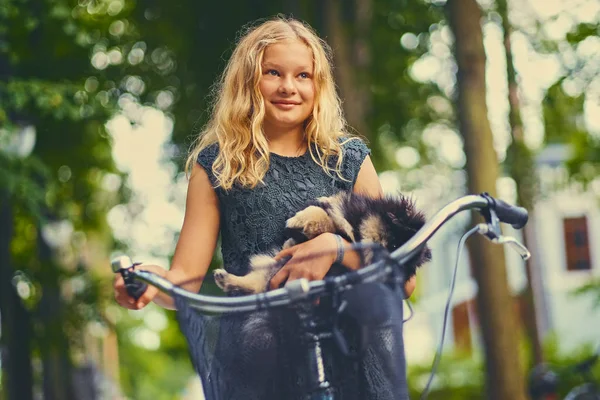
[156,164,220,309]
[350,155,417,297]
[114,164,220,310]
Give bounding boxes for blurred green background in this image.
[1,0,599,399]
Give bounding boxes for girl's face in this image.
[259,40,315,135]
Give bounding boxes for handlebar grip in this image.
[125,280,148,301]
[483,193,529,229]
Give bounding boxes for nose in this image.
[278,75,297,95]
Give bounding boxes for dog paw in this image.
[286,206,334,238]
[213,268,262,294]
[213,269,230,291]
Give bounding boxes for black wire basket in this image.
[174,278,409,400]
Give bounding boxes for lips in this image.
[272,100,300,105]
[271,100,300,110]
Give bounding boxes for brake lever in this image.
[494,236,531,260]
[476,223,531,261]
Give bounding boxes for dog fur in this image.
[213,192,431,294]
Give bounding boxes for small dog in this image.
[213,192,431,294]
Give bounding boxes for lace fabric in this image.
[196,139,370,275]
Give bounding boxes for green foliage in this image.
[0,80,107,120]
[535,12,600,184]
[407,337,600,399]
[408,352,485,399]
[566,22,600,45]
[566,131,600,184]
[543,80,587,145]
[370,0,449,169]
[537,337,600,397]
[0,153,49,221]
[542,80,600,184]
[114,305,194,400]
[572,278,600,310]
[1,1,139,398]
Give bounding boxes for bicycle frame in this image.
[300,305,336,400]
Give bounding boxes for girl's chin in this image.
[264,115,309,128]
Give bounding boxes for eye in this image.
[266,69,279,76]
[298,72,310,79]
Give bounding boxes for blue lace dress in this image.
[197,139,370,275]
[174,139,409,399]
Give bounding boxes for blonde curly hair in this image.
[185,16,356,189]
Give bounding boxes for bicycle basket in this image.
[174,280,409,400]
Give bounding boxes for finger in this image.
[286,271,301,283]
[269,267,290,290]
[134,295,149,309]
[114,292,136,309]
[404,275,417,298]
[114,281,134,298]
[113,275,125,289]
[114,279,138,304]
[287,267,313,283]
[134,286,157,309]
[274,246,296,261]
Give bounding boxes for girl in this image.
[113,16,416,310]
[114,16,414,398]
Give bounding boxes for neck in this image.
[263,123,306,156]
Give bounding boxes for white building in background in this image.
[402,144,600,364]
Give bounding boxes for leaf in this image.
[566,22,600,45]
[571,279,600,309]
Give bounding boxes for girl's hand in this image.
[268,233,418,297]
[405,275,417,298]
[113,264,166,310]
[269,233,337,290]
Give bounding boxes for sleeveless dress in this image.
[197,139,370,276]
[174,139,409,400]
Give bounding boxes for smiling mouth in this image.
[272,101,300,105]
[272,101,300,109]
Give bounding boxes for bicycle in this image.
[529,349,599,400]
[111,192,531,400]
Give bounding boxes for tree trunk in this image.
[496,0,545,365]
[0,15,34,400]
[37,223,76,400]
[446,1,527,399]
[0,195,34,400]
[321,0,372,141]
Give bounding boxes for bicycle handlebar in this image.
[481,192,529,229]
[112,193,528,314]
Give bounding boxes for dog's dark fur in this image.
[214,192,431,294]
